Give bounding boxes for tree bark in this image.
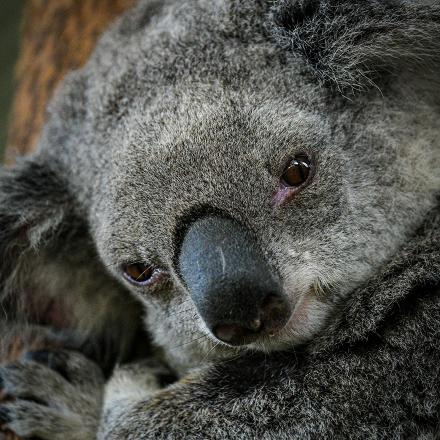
[6,0,135,163]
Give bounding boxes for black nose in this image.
[178,216,292,346]
[212,294,291,345]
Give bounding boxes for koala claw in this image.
[0,349,104,440]
[0,400,95,440]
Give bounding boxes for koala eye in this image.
[122,262,158,285]
[281,154,312,188]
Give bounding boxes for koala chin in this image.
[1,0,440,439]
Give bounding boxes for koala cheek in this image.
[285,295,334,342]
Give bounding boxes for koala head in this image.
[1,0,440,372]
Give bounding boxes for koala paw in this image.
[0,349,105,440]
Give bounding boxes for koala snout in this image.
[178,216,292,346]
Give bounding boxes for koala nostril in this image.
[261,294,290,330]
[259,294,292,339]
[249,318,262,331]
[212,295,291,346]
[213,322,263,345]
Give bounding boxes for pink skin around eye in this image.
[272,183,301,207]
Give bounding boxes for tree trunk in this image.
[6,0,135,163]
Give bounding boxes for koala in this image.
[0,0,440,438]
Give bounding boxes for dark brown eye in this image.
[122,263,155,285]
[281,154,312,188]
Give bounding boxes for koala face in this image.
[3,0,439,372]
[92,78,439,370]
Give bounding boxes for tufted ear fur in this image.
[0,159,69,309]
[0,158,144,369]
[269,0,440,93]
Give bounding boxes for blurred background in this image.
[0,0,23,159]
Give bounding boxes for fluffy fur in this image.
[270,0,440,92]
[0,0,439,438]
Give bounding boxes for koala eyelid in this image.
[272,151,316,206]
[121,262,168,287]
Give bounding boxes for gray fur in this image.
[270,0,440,92]
[0,0,439,438]
[0,349,104,439]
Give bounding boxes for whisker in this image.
[169,334,210,350]
[136,266,154,281]
[202,340,221,363]
[218,351,247,365]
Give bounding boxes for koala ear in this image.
[0,158,71,305]
[269,0,440,92]
[0,158,144,367]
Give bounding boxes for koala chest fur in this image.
[0,0,440,438]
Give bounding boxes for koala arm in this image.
[98,360,261,440]
[2,305,438,440]
[98,355,364,440]
[99,310,439,440]
[99,356,332,440]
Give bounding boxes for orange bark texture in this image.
[6,0,135,163]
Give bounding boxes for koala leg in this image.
[0,349,104,440]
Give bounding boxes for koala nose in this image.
[178,216,292,346]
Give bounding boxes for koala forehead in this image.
[97,91,344,258]
[46,0,322,202]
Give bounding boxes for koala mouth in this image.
[178,215,294,347]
